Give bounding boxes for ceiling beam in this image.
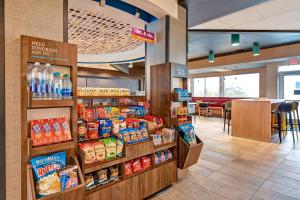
[188,42,300,70]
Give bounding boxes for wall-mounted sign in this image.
[173,65,188,78]
[131,27,155,44]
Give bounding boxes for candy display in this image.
[77,87,130,97]
[178,124,197,145]
[30,152,79,198]
[155,150,174,165]
[152,128,176,147]
[79,137,123,164]
[31,117,72,147]
[85,164,120,190]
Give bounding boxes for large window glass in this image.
[193,77,220,97]
[224,73,259,97]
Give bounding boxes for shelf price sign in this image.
[131,27,155,44]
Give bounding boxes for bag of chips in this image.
[77,103,85,119]
[85,174,95,190]
[112,121,120,135]
[60,117,72,142]
[93,142,105,162]
[79,143,96,164]
[116,139,124,157]
[155,152,160,164]
[31,120,46,147]
[132,159,142,173]
[40,119,54,145]
[87,122,99,139]
[141,156,151,170]
[178,124,197,145]
[59,165,79,191]
[51,118,64,143]
[31,151,66,198]
[139,126,149,140]
[97,169,108,184]
[109,166,119,181]
[77,119,87,140]
[120,129,130,143]
[98,118,112,138]
[84,109,94,121]
[129,128,138,143]
[102,138,116,159]
[124,161,133,176]
[160,151,166,163]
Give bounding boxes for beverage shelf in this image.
[28,98,74,108]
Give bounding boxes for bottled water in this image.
[43,63,53,99]
[28,62,40,98]
[62,74,72,99]
[36,63,44,98]
[53,72,62,99]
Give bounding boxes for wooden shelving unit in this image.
[21,36,84,200]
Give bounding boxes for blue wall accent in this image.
[94,0,157,23]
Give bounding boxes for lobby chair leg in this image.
[289,112,295,144]
[277,113,282,143]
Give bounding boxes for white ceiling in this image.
[191,0,300,30]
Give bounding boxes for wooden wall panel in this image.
[4,1,63,199]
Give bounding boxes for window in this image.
[193,77,220,97]
[224,73,259,97]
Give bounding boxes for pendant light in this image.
[231,34,240,46]
[208,50,214,63]
[253,42,260,56]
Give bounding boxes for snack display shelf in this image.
[77,95,146,99]
[154,158,177,169]
[28,139,76,157]
[28,97,75,108]
[153,141,177,153]
[124,167,153,180]
[82,156,126,174]
[28,156,85,200]
[85,179,122,195]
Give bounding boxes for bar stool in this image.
[291,101,300,139]
[199,102,209,117]
[272,102,296,143]
[222,101,231,134]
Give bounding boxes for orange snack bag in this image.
[40,119,54,145]
[51,118,64,143]
[60,117,72,142]
[31,120,46,147]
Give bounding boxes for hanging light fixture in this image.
[208,50,215,63]
[231,34,240,46]
[253,42,260,56]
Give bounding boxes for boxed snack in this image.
[124,161,133,176]
[30,151,66,198]
[102,137,116,159]
[60,117,72,142]
[132,158,142,173]
[59,165,79,191]
[97,118,112,138]
[79,143,96,164]
[87,122,99,139]
[93,142,105,162]
[51,118,64,143]
[40,119,54,145]
[31,120,45,147]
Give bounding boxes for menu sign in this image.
[173,65,188,78]
[131,27,155,44]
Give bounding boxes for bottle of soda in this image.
[62,74,72,99]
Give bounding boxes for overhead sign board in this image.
[131,27,155,44]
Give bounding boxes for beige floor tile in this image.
[253,188,299,200]
[261,180,300,199]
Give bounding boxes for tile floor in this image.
[152,117,300,200]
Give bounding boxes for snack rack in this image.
[150,63,203,170]
[21,36,84,200]
[76,95,178,199]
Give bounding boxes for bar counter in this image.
[231,98,284,142]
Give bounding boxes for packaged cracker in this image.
[97,169,108,184]
[85,174,95,190]
[60,117,72,142]
[59,165,79,191]
[87,122,99,139]
[109,166,119,181]
[31,120,46,147]
[102,138,116,159]
[79,143,96,164]
[40,119,54,145]
[132,158,142,173]
[141,156,151,170]
[93,142,105,162]
[30,151,66,198]
[98,118,112,138]
[116,139,124,157]
[51,118,64,143]
[124,161,133,176]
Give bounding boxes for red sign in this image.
[289,58,299,65]
[131,27,155,44]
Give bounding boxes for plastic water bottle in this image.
[28,62,39,97]
[62,74,72,99]
[53,72,62,99]
[43,63,53,99]
[37,63,44,98]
